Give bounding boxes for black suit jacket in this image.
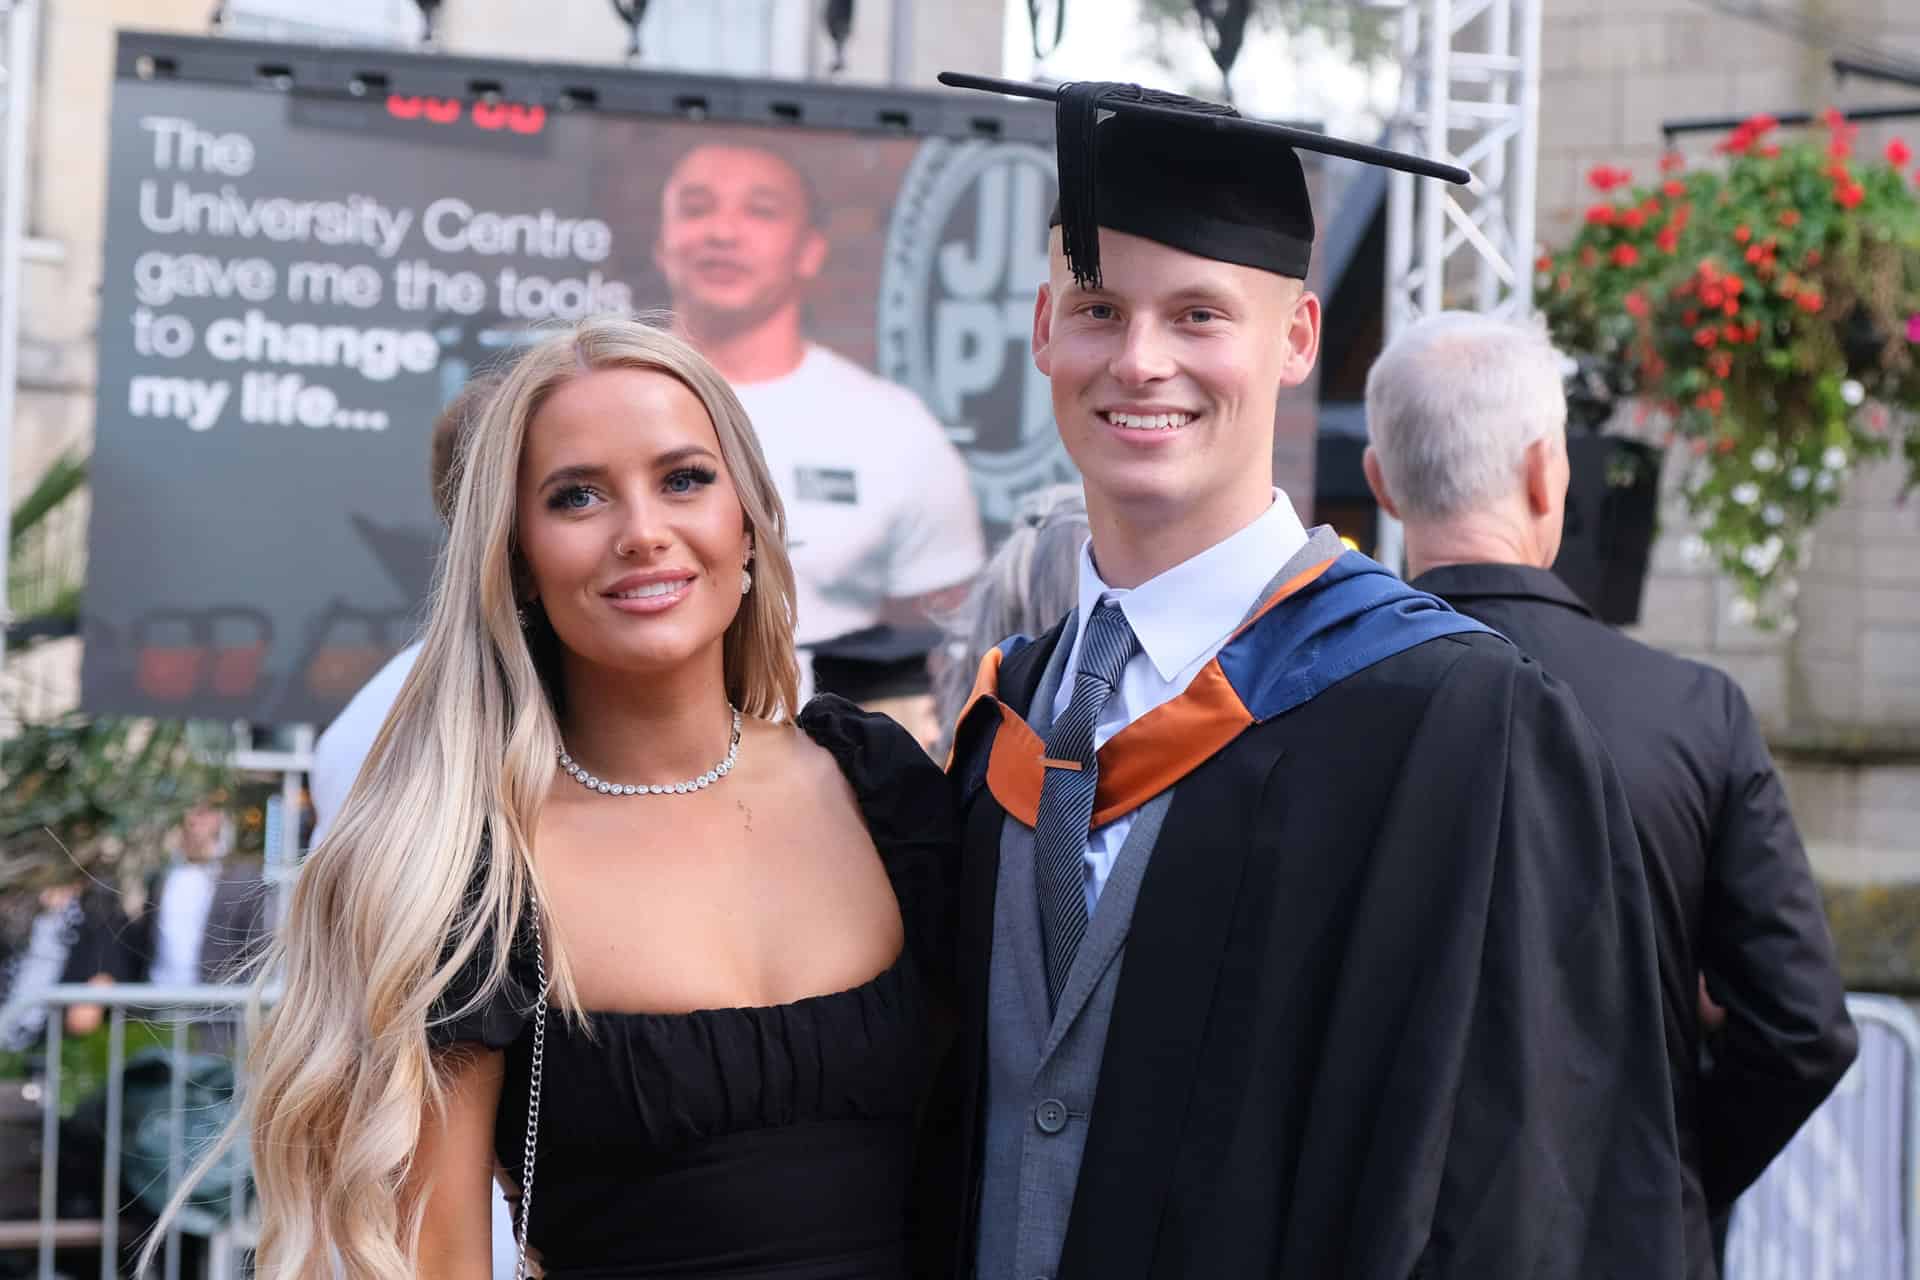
[1414,564,1857,1274]
[922,621,1684,1279]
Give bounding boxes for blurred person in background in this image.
[60,800,266,1036]
[932,484,1089,756]
[655,142,986,665]
[1365,309,1857,1280]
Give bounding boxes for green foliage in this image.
[0,713,233,899]
[7,451,85,548]
[1538,113,1920,624]
[7,450,88,642]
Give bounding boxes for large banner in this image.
[82,34,1067,723]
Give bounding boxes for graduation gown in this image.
[918,551,1685,1280]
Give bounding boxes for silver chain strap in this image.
[513,896,551,1280]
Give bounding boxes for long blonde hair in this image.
[233,316,799,1277]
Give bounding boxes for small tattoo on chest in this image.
[737,799,753,833]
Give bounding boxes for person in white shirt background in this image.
[653,141,987,666]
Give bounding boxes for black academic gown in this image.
[919,623,1686,1280]
[1414,563,1857,1278]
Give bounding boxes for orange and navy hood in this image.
[948,550,1500,829]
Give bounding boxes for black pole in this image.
[609,0,648,59]
[1661,100,1920,141]
[1833,57,1920,92]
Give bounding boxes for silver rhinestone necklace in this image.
[557,705,742,796]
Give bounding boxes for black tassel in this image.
[1055,81,1105,289]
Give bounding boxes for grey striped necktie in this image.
[1034,600,1139,1012]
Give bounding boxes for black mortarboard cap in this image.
[937,73,1472,290]
[809,625,937,703]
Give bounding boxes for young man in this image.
[926,79,1685,1279]
[654,142,985,653]
[1368,311,1856,1279]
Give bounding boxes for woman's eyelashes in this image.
[544,467,718,512]
[547,483,602,512]
[664,466,718,495]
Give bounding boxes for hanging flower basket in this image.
[1537,111,1920,625]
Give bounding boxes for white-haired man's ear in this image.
[1362,445,1402,521]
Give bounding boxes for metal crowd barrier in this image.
[6,985,1919,1278]
[1725,993,1920,1280]
[0,982,258,1280]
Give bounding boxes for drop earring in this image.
[741,567,753,595]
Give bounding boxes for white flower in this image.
[1841,379,1866,407]
[1740,537,1785,576]
[1822,446,1849,471]
[1750,447,1778,473]
[1815,470,1837,493]
[1731,482,1761,507]
[1762,503,1786,527]
[1728,597,1758,625]
[1787,466,1812,490]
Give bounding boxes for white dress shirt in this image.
[1050,491,1309,914]
[149,861,218,988]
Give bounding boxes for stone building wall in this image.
[1537,0,1920,886]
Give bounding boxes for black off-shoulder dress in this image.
[431,699,957,1280]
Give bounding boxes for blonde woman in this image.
[241,317,955,1279]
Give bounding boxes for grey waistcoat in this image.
[973,608,1177,1280]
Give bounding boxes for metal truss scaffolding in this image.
[1383,0,1543,335]
[1376,0,1541,569]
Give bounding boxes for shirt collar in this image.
[1076,490,1310,682]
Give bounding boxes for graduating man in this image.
[924,77,1685,1279]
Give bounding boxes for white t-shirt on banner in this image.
[732,344,986,646]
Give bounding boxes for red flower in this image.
[1611,244,1640,267]
[1835,181,1866,209]
[1725,274,1744,295]
[1585,204,1616,226]
[1758,143,1781,158]
[1656,226,1681,254]
[1694,326,1719,348]
[1661,151,1687,173]
[1734,224,1752,243]
[1723,299,1741,317]
[1620,208,1648,231]
[1827,161,1853,182]
[1779,208,1801,227]
[1663,179,1687,198]
[1683,308,1701,325]
[1829,136,1854,160]
[1890,138,1913,167]
[1535,253,1554,273]
[1587,164,1632,192]
[1805,249,1823,266]
[1746,244,1767,264]
[1797,290,1825,314]
[1709,351,1734,378]
[1624,290,1650,318]
[1822,106,1846,130]
[1722,322,1743,342]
